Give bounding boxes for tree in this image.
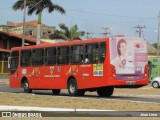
[152,43,158,49]
[12,0,65,44]
[50,23,85,41]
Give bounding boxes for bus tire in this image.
[152,81,159,88]
[97,86,114,97]
[52,89,61,95]
[23,80,32,93]
[68,78,78,96]
[68,78,84,96]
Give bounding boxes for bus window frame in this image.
[10,50,19,73]
[20,50,32,67]
[57,46,69,65]
[44,47,57,66]
[99,42,106,63]
[32,48,44,66]
[84,43,99,64]
[70,44,84,65]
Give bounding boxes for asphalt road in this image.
[0,80,160,104]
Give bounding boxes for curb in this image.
[0,105,115,112]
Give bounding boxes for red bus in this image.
[9,37,148,97]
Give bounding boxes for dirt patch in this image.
[114,87,160,98]
[1,79,160,111]
[0,79,9,84]
[0,92,160,111]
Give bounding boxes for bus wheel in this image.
[152,81,159,88]
[68,78,85,96]
[68,78,78,96]
[52,89,61,95]
[97,86,114,97]
[23,80,32,93]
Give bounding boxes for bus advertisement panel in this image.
[110,37,148,80]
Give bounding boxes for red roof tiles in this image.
[0,31,47,44]
[7,20,47,27]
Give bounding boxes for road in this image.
[0,80,160,104]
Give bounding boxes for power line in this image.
[29,0,43,11]
[65,15,150,26]
[66,9,156,20]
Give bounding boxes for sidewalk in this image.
[0,75,9,79]
[0,79,9,84]
[0,105,115,117]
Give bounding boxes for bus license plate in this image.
[126,81,136,85]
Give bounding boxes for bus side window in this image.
[100,42,106,63]
[84,44,91,64]
[71,45,84,64]
[92,43,99,63]
[84,43,99,64]
[57,46,69,64]
[21,50,31,67]
[32,49,44,66]
[57,48,61,64]
[148,61,152,79]
[45,48,56,65]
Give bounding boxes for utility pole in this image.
[86,32,93,39]
[134,25,146,37]
[22,0,27,46]
[101,27,111,38]
[157,11,160,57]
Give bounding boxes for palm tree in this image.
[12,0,65,44]
[50,23,85,41]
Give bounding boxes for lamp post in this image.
[22,0,26,46]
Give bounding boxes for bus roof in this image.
[11,38,109,51]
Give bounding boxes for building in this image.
[0,31,49,78]
[0,20,56,39]
[0,20,58,78]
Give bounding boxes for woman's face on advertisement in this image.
[119,42,127,54]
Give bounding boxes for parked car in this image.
[151,77,160,88]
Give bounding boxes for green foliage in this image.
[152,43,158,49]
[12,0,65,16]
[50,24,85,41]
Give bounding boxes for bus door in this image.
[10,51,20,88]
[84,43,100,77]
[148,61,152,80]
[31,49,44,88]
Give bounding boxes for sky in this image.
[0,0,160,43]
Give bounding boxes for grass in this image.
[1,79,160,111]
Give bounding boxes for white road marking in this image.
[0,105,115,112]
